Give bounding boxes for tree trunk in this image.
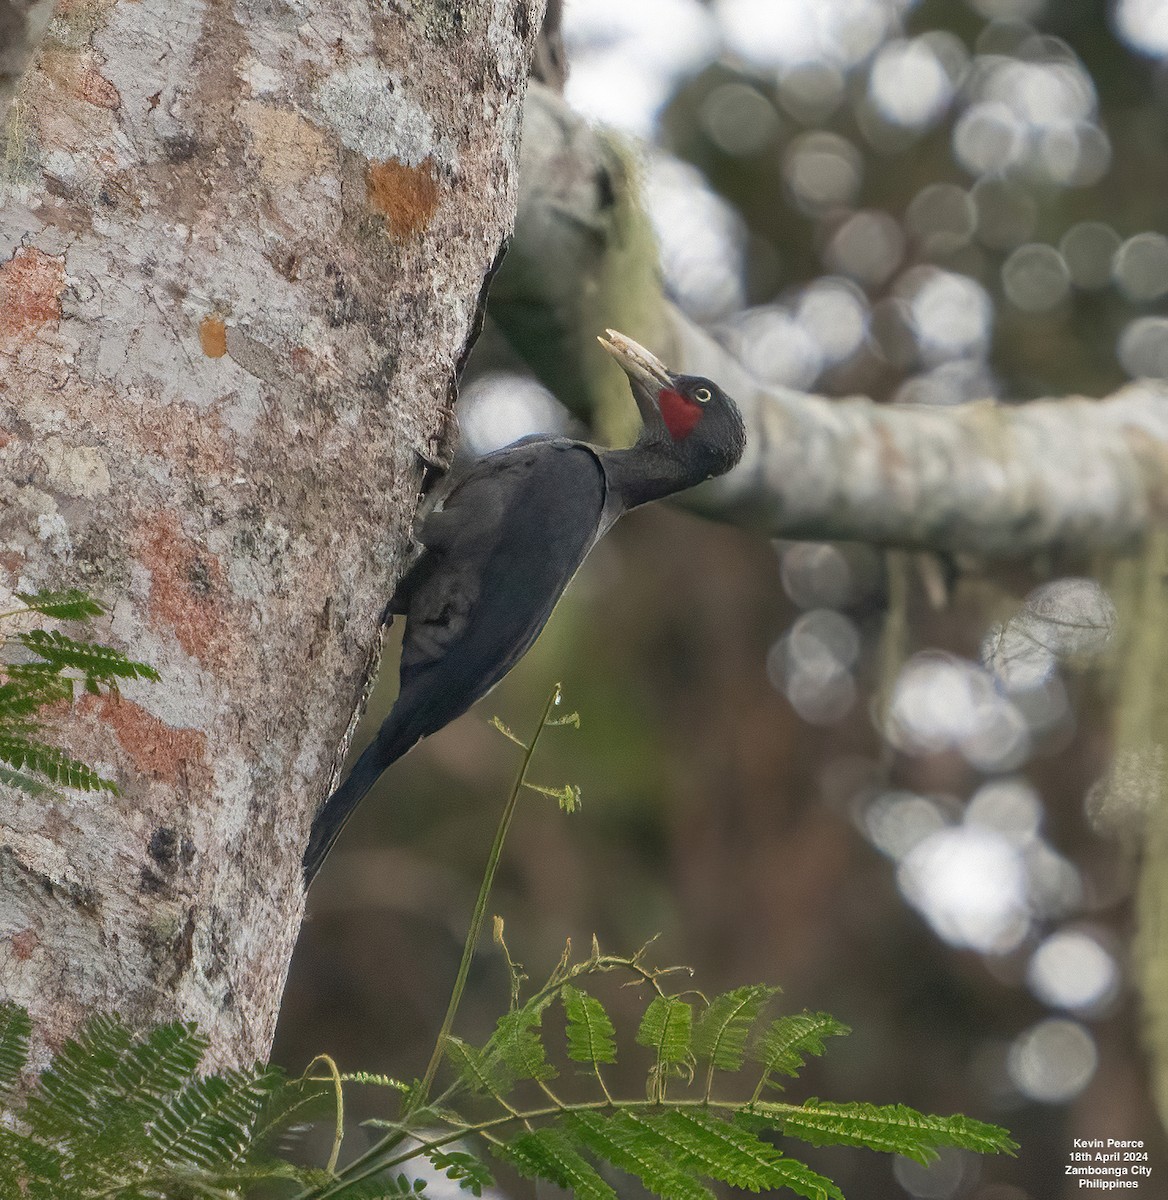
[0,0,541,1069]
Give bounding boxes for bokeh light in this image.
[718,0,898,73]
[901,269,994,363]
[458,373,570,456]
[1060,221,1121,289]
[1027,930,1120,1013]
[897,825,1030,952]
[868,37,956,129]
[983,578,1116,691]
[825,210,906,285]
[562,0,718,135]
[783,132,864,214]
[1114,232,1168,302]
[645,155,746,322]
[1001,243,1070,312]
[885,653,1029,769]
[699,83,780,157]
[767,609,859,725]
[1119,316,1168,378]
[893,1147,975,1200]
[1007,1019,1097,1102]
[1115,0,1168,57]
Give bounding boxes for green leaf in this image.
[0,762,57,797]
[758,1098,1019,1165]
[18,630,161,685]
[426,1147,495,1196]
[561,985,617,1066]
[23,1011,138,1143]
[497,1126,616,1200]
[0,733,118,794]
[692,985,775,1074]
[754,1012,850,1082]
[0,1003,30,1102]
[636,996,692,1067]
[566,1110,714,1200]
[484,997,556,1084]
[341,1072,411,1090]
[637,995,693,1096]
[644,1110,843,1200]
[145,1064,286,1170]
[0,672,73,717]
[15,590,105,621]
[445,1038,507,1098]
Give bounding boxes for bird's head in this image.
[598,329,746,481]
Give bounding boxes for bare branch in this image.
[666,308,1168,558]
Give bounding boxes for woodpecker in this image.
[304,331,746,882]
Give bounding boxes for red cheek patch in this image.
[658,388,703,440]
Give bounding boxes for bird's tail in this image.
[302,717,419,885]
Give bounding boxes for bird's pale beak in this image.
[598,330,674,428]
[598,330,673,389]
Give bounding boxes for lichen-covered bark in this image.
[0,0,55,121]
[0,0,541,1067]
[673,310,1168,558]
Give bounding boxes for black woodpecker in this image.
[304,331,746,883]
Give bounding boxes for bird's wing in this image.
[400,440,605,676]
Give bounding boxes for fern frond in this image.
[561,985,617,1066]
[0,763,59,801]
[636,996,692,1065]
[566,1110,714,1200]
[692,985,775,1075]
[425,1146,495,1196]
[760,1098,1019,1165]
[144,1064,286,1170]
[636,995,693,1097]
[23,1011,138,1143]
[18,630,161,686]
[0,733,118,794]
[0,1002,30,1102]
[0,1129,65,1195]
[0,672,73,716]
[341,1073,411,1090]
[445,1038,508,1098]
[0,762,56,797]
[643,1110,842,1200]
[484,998,556,1084]
[498,1126,616,1200]
[326,1171,429,1197]
[108,1020,209,1107]
[15,590,105,621]
[250,1073,336,1160]
[754,1012,850,1082]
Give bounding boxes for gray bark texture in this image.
[0,0,542,1068]
[0,0,54,122]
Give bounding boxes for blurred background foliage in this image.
[279,2,1168,1197]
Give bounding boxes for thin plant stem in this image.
[411,681,563,1110]
[303,683,564,1200]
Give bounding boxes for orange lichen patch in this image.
[36,47,121,110]
[9,929,40,961]
[199,315,228,358]
[73,65,121,110]
[138,512,228,665]
[366,158,440,237]
[0,248,66,350]
[90,693,208,786]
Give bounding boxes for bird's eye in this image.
[694,387,712,404]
